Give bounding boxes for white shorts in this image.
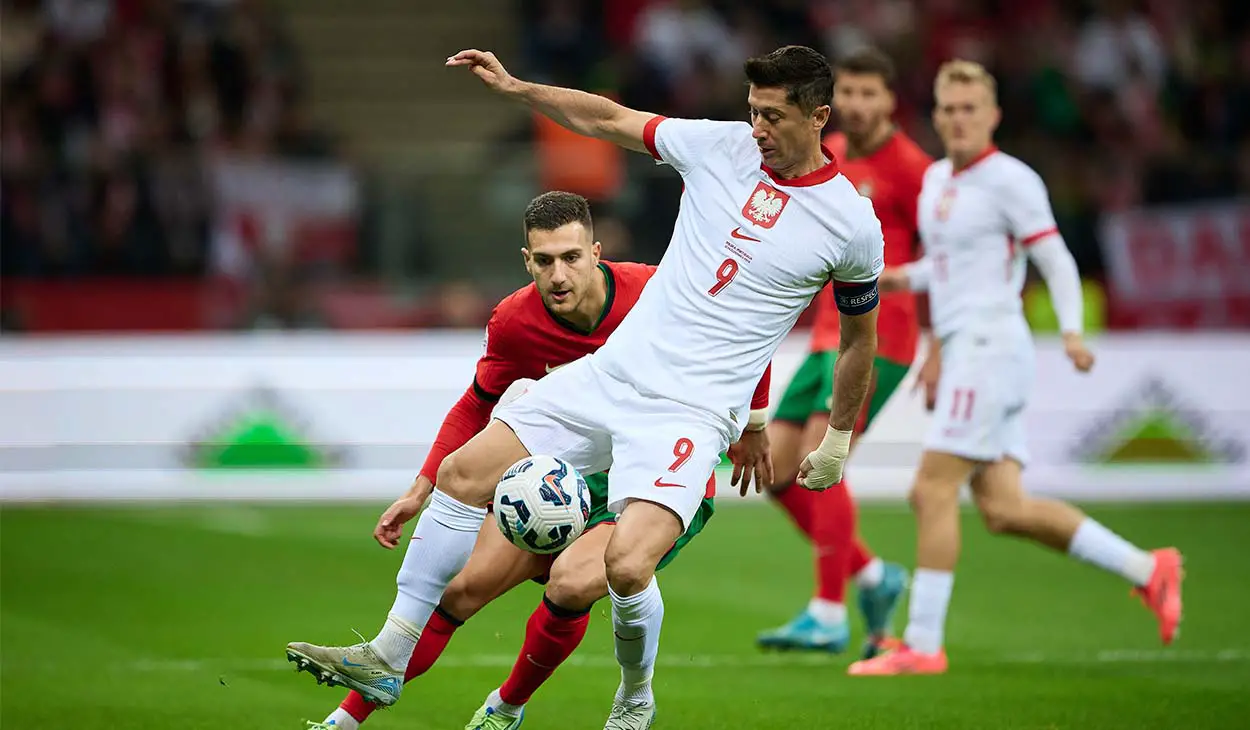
[492,356,730,531]
[924,329,1033,465]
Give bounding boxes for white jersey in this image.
[591,116,885,434]
[916,148,1060,340]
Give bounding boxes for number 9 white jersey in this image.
[590,116,885,436]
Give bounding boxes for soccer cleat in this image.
[604,700,655,730]
[1133,547,1184,645]
[756,610,850,653]
[858,562,909,659]
[465,703,526,730]
[847,644,948,676]
[285,640,402,706]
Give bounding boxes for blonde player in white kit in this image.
[848,61,1183,677]
[283,46,885,730]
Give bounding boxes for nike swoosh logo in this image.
[342,658,366,668]
[525,653,557,669]
[653,478,686,489]
[545,363,564,374]
[730,227,761,242]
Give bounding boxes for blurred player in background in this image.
[758,47,931,659]
[848,61,1183,676]
[330,44,883,730]
[291,191,772,730]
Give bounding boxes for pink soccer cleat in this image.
[1133,547,1184,645]
[847,644,948,676]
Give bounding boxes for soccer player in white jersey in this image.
[848,60,1183,676]
[282,45,885,730]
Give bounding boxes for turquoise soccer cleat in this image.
[756,610,851,653]
[465,703,526,730]
[857,562,909,659]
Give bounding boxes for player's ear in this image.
[521,247,534,273]
[812,104,831,131]
[590,240,602,263]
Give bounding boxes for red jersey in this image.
[810,131,932,363]
[419,260,771,496]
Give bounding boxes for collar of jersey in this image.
[952,144,999,175]
[542,262,616,336]
[760,143,840,187]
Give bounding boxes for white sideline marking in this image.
[106,649,1250,675]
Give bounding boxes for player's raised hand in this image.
[373,476,433,549]
[728,428,774,497]
[445,49,519,95]
[1063,332,1095,373]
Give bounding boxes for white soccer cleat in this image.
[603,699,655,730]
[285,640,402,706]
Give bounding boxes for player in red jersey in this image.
[758,48,932,659]
[291,191,773,730]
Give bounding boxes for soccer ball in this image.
[494,455,591,554]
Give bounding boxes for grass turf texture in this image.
[3,501,1249,729]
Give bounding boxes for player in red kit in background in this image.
[758,48,933,659]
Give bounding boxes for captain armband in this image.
[832,279,880,316]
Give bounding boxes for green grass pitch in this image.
[3,500,1250,729]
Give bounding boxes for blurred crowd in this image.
[2,0,1246,331]
[0,0,340,279]
[519,0,1249,275]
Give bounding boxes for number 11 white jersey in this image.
[590,116,885,434]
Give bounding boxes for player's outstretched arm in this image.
[446,49,653,154]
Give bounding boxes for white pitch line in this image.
[63,649,1249,676]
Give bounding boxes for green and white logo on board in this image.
[183,387,345,469]
[1071,378,1243,466]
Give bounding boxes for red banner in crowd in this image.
[1100,200,1250,328]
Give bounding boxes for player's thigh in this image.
[491,356,614,476]
[605,499,687,590]
[437,420,532,507]
[910,449,979,512]
[546,522,613,610]
[442,513,548,621]
[767,419,806,488]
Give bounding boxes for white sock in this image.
[807,597,847,625]
[610,577,664,707]
[902,568,954,655]
[856,557,885,589]
[1068,518,1156,586]
[322,708,360,730]
[485,687,524,717]
[371,489,485,669]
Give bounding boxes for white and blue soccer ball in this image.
[494,455,591,554]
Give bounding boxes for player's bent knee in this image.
[545,565,607,611]
[439,574,490,621]
[975,494,1026,535]
[603,540,658,597]
[435,450,490,507]
[909,477,959,516]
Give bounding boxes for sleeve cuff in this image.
[643,115,666,161]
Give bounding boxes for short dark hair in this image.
[743,45,834,115]
[834,47,897,88]
[523,191,593,235]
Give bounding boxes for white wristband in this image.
[799,426,853,491]
[745,408,769,432]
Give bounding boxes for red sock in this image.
[813,479,858,604]
[772,480,817,538]
[848,535,873,577]
[498,596,590,706]
[339,607,463,722]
